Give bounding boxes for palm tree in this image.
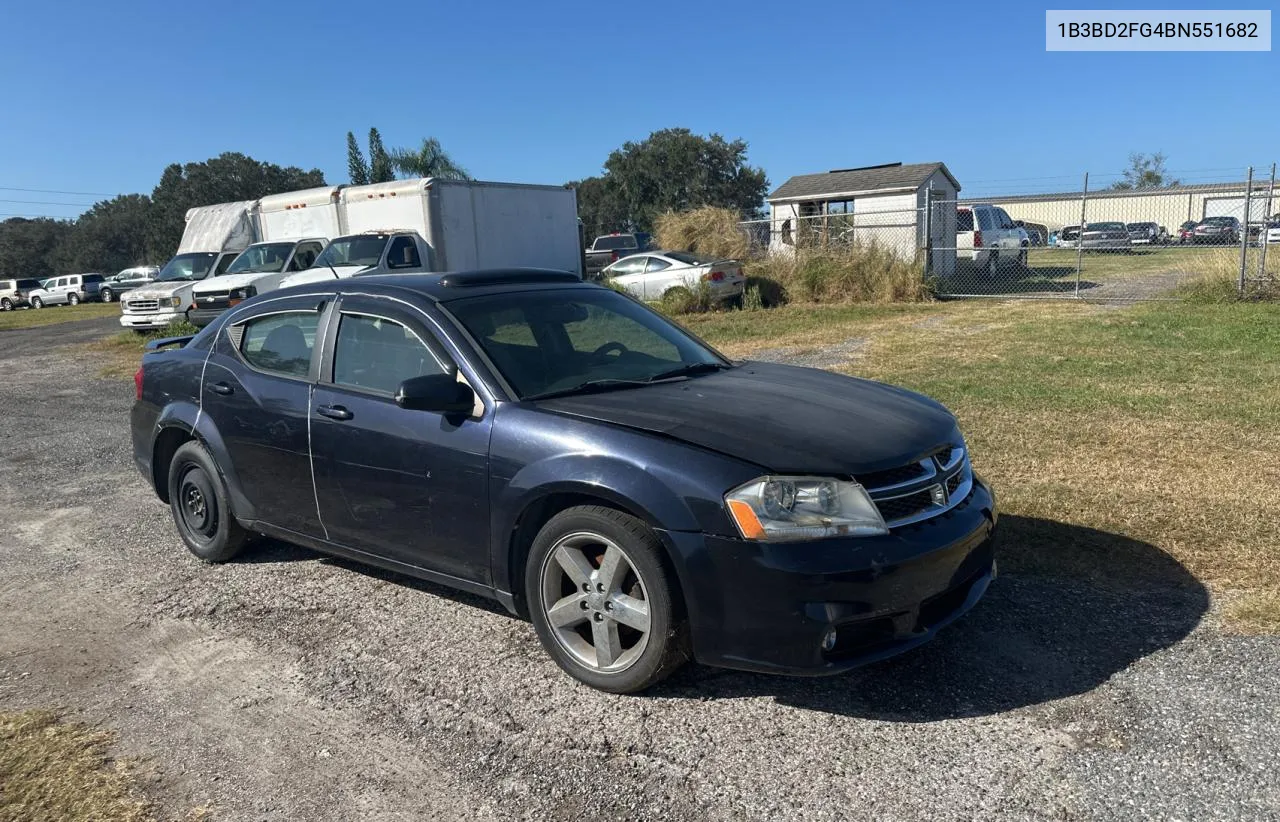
[389,138,471,181]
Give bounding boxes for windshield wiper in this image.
[523,378,651,402]
[644,361,731,383]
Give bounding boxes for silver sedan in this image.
[599,251,746,303]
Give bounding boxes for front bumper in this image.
[662,478,998,675]
[120,310,185,328]
[188,307,225,328]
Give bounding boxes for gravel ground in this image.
[1,319,1278,821]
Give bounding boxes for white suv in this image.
[957,204,1029,273]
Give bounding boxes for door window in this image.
[644,257,672,274]
[976,209,995,231]
[291,242,323,271]
[332,314,447,394]
[957,209,974,232]
[237,311,319,378]
[609,257,646,277]
[995,208,1016,229]
[214,254,237,276]
[386,237,421,269]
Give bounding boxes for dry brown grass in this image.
[0,711,153,822]
[1225,591,1280,634]
[652,207,753,261]
[747,244,933,304]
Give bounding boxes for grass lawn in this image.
[681,299,1280,632]
[0,302,118,330]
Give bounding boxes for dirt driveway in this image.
[1,318,1277,821]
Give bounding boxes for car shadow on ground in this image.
[654,515,1209,720]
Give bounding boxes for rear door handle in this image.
[316,404,353,421]
[209,382,233,395]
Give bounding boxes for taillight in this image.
[703,271,726,282]
[973,230,983,248]
[134,367,144,400]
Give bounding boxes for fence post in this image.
[1239,166,1254,297]
[1258,163,1276,282]
[1075,172,1088,298]
[923,184,933,277]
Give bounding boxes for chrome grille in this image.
[860,446,972,529]
[124,299,158,312]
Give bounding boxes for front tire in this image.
[31,297,43,309]
[526,506,688,693]
[167,441,248,563]
[100,288,114,303]
[67,293,80,306]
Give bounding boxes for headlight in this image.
[724,475,888,542]
[228,286,257,301]
[165,296,182,308]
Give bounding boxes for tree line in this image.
[0,127,771,278]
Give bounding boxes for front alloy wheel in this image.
[527,506,688,693]
[31,297,43,309]
[100,288,114,302]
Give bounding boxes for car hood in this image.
[192,272,276,293]
[126,282,193,300]
[535,361,959,475]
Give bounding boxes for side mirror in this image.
[394,373,474,415]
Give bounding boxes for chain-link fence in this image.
[737,164,1279,302]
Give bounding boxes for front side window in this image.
[291,242,323,271]
[226,243,297,275]
[239,312,319,378]
[314,236,388,268]
[386,237,421,269]
[332,314,446,394]
[446,288,725,399]
[157,253,217,282]
[976,209,995,231]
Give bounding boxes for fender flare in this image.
[152,403,255,521]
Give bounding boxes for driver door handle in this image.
[316,404,353,421]
[209,382,233,395]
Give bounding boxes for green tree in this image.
[67,194,153,272]
[368,128,394,184]
[389,137,471,181]
[1110,152,1180,190]
[573,128,769,234]
[0,218,75,278]
[347,131,370,185]
[146,152,325,261]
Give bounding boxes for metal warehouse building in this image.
[960,180,1279,234]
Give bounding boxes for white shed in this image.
[768,162,960,277]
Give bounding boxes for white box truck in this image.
[187,186,341,326]
[279,178,581,289]
[119,201,258,329]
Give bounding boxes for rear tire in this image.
[526,505,689,693]
[100,288,114,303]
[985,251,999,276]
[167,441,248,563]
[67,293,80,306]
[31,296,43,309]
[0,298,11,311]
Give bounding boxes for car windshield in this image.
[313,236,387,268]
[664,251,719,265]
[593,236,636,251]
[226,243,296,275]
[156,253,217,282]
[445,288,728,399]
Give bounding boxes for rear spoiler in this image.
[144,335,194,352]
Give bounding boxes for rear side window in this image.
[956,210,974,232]
[238,312,319,378]
[332,314,446,394]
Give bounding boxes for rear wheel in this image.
[0,298,11,311]
[167,441,248,563]
[31,296,43,309]
[67,293,80,306]
[985,251,999,275]
[1018,245,1029,269]
[100,288,114,303]
[526,506,688,693]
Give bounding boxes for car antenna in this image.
[325,258,341,280]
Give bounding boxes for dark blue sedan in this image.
[131,269,998,693]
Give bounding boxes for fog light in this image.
[820,628,838,652]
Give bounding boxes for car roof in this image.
[283,268,595,304]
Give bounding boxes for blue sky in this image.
[1,0,1274,220]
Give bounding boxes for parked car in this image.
[1014,220,1047,246]
[1056,225,1081,249]
[585,233,652,278]
[131,270,997,694]
[600,251,746,303]
[956,204,1028,272]
[1125,222,1164,245]
[25,273,108,307]
[1264,220,1280,245]
[0,277,45,311]
[1080,222,1132,251]
[1193,216,1241,245]
[1173,220,1197,244]
[99,266,160,303]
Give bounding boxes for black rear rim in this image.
[176,464,218,544]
